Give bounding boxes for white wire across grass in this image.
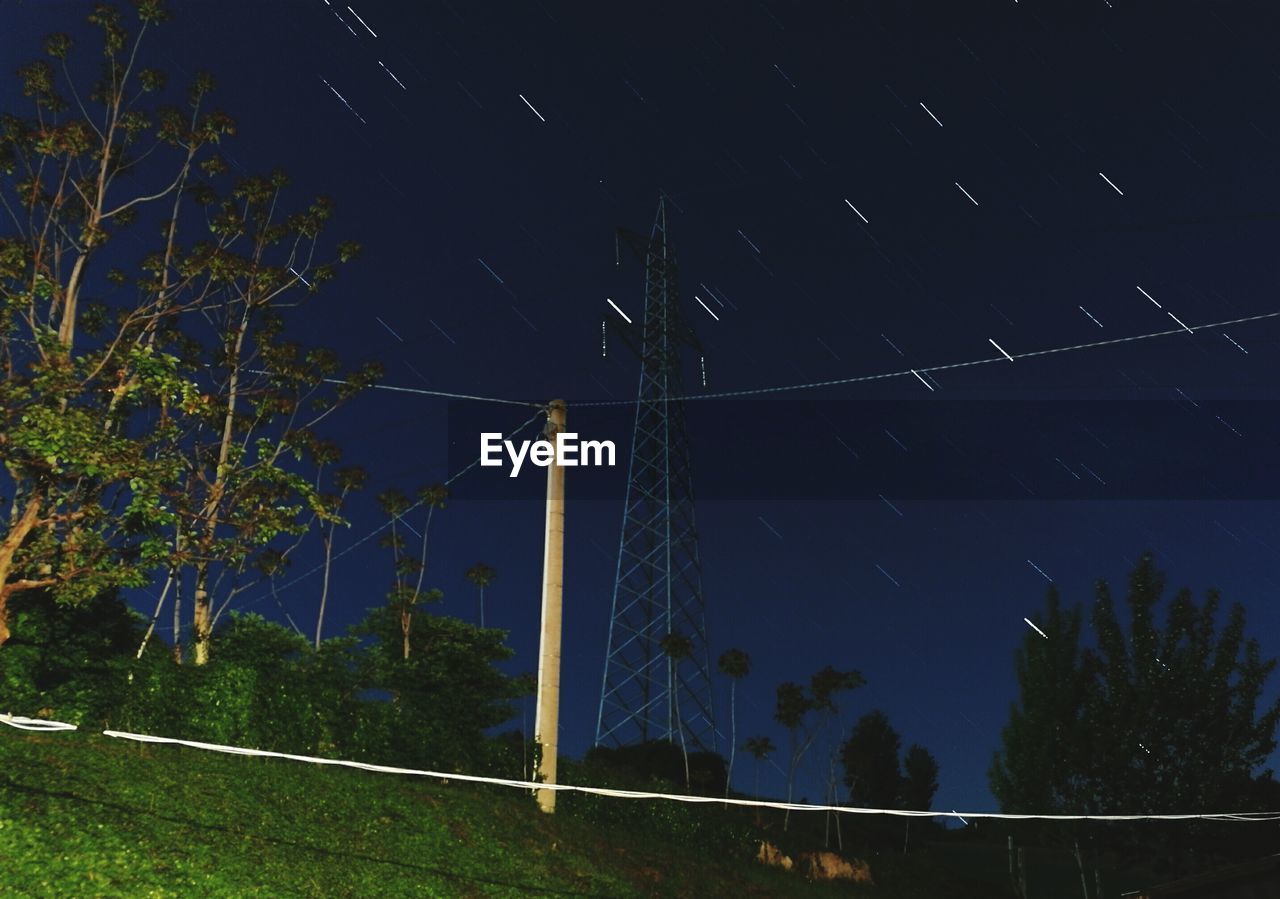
[4,714,1278,823]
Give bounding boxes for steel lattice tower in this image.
[595,198,716,753]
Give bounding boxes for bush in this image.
[558,751,752,853]
[0,589,140,726]
[585,739,728,795]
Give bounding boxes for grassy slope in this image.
[0,730,869,898]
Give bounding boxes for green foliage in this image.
[991,553,1280,877]
[559,752,750,854]
[584,741,728,797]
[349,605,530,772]
[992,555,1280,819]
[0,0,378,661]
[0,589,141,724]
[1,729,860,898]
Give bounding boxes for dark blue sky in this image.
[6,0,1280,815]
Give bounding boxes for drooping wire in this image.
[569,308,1280,407]
[310,308,1280,409]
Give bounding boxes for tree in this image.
[315,464,365,649]
[0,2,379,663]
[0,587,142,724]
[717,647,751,797]
[1086,553,1280,813]
[841,709,902,809]
[989,584,1092,814]
[174,182,378,666]
[351,605,529,771]
[900,744,939,811]
[377,487,445,660]
[660,630,694,790]
[465,562,496,628]
[0,1,211,646]
[775,665,865,829]
[899,743,939,854]
[991,554,1280,875]
[744,735,775,799]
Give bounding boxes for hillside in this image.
[2,727,1170,898]
[0,729,879,898]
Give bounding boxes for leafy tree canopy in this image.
[991,553,1280,817]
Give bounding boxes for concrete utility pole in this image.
[535,400,567,813]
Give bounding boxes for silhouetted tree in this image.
[316,465,366,648]
[989,584,1092,814]
[842,709,902,809]
[744,735,776,799]
[465,562,496,628]
[377,488,445,660]
[660,631,694,789]
[991,553,1280,875]
[717,647,751,796]
[776,665,865,829]
[900,744,939,810]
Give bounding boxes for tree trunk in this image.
[135,567,176,662]
[193,563,212,665]
[725,681,737,798]
[316,525,336,650]
[784,757,797,831]
[0,495,44,647]
[172,571,183,664]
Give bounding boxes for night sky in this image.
[6,0,1280,816]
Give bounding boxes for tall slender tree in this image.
[377,488,443,660]
[660,630,694,790]
[465,562,496,628]
[744,735,776,800]
[775,665,865,829]
[315,464,365,649]
[717,647,751,796]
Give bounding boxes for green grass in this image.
[1,728,1171,897]
[0,729,874,897]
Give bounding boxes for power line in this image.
[316,376,541,408]
[4,718,1277,823]
[571,308,1280,407]
[313,306,1280,409]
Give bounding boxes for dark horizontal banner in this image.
[445,399,1278,501]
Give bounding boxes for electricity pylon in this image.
[595,197,716,753]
